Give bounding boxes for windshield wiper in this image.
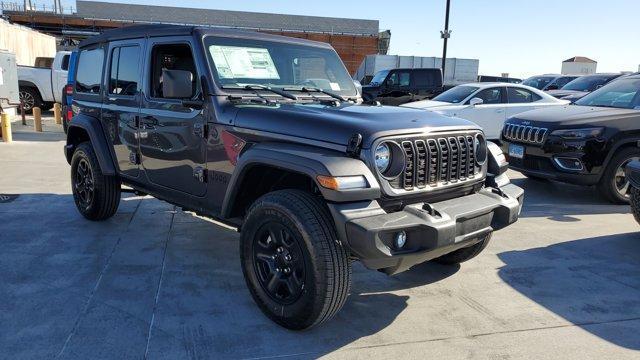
[284,86,346,102]
[221,84,298,101]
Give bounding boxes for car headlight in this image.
[475,134,488,165]
[375,143,391,173]
[550,127,603,140]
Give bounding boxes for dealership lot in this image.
[1,119,639,359]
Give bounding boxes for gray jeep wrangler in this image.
[65,24,524,330]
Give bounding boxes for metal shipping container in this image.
[355,54,479,86]
[0,49,19,111]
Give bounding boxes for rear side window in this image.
[61,55,70,71]
[507,87,541,103]
[413,70,440,87]
[109,46,141,96]
[76,48,104,94]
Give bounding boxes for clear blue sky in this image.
[61,0,640,78]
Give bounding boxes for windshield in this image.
[562,75,618,92]
[369,70,389,86]
[204,36,357,97]
[432,86,479,103]
[522,76,555,90]
[575,78,640,109]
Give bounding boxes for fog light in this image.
[553,157,584,171]
[394,231,407,249]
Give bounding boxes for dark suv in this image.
[502,74,640,204]
[65,25,523,330]
[628,161,640,223]
[546,73,623,102]
[361,68,444,105]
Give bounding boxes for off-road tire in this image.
[18,87,42,114]
[433,233,492,265]
[70,142,120,220]
[631,188,640,225]
[598,147,640,204]
[240,190,351,330]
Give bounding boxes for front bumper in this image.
[501,139,606,186]
[329,183,524,275]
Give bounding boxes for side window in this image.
[75,48,104,94]
[555,77,573,89]
[150,43,199,99]
[507,87,539,103]
[473,87,504,104]
[398,72,411,87]
[109,46,141,96]
[413,70,438,87]
[61,55,70,71]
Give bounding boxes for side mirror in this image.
[469,97,484,106]
[162,69,194,99]
[595,84,604,90]
[353,80,363,95]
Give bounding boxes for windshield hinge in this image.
[346,133,363,158]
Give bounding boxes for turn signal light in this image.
[316,175,368,190]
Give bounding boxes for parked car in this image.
[401,83,568,140]
[522,74,580,92]
[501,74,640,204]
[547,73,623,102]
[18,50,71,112]
[627,160,640,224]
[65,24,523,330]
[61,50,78,134]
[361,68,445,105]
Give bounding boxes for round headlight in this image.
[375,143,391,173]
[475,134,488,165]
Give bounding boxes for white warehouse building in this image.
[561,56,597,75]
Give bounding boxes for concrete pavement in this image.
[1,121,639,359]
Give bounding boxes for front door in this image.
[461,86,507,140]
[101,40,144,179]
[377,70,414,105]
[139,39,207,197]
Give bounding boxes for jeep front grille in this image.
[503,123,548,144]
[396,135,480,191]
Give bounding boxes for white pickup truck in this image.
[18,51,71,112]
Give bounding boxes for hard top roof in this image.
[79,24,333,49]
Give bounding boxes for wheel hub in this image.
[253,223,305,305]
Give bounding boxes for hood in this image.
[233,102,480,149]
[401,100,458,110]
[546,90,588,99]
[509,105,640,127]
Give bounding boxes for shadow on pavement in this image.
[513,177,630,220]
[498,232,640,350]
[10,130,66,142]
[0,193,460,359]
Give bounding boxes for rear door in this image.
[101,40,145,179]
[139,37,207,197]
[505,86,544,119]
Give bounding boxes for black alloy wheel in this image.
[19,89,36,112]
[253,222,306,305]
[74,158,95,211]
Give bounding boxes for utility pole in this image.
[440,0,452,84]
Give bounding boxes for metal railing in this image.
[0,1,75,15]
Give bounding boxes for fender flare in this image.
[600,137,640,181]
[65,114,117,176]
[221,142,380,218]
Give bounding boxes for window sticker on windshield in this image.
[329,82,341,91]
[209,45,280,80]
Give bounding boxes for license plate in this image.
[508,144,524,159]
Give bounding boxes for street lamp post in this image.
[440,0,452,84]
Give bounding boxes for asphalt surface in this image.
[1,115,639,359]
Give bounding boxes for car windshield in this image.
[562,75,618,92]
[432,85,479,103]
[204,36,357,97]
[574,78,640,109]
[522,76,555,90]
[369,70,389,86]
